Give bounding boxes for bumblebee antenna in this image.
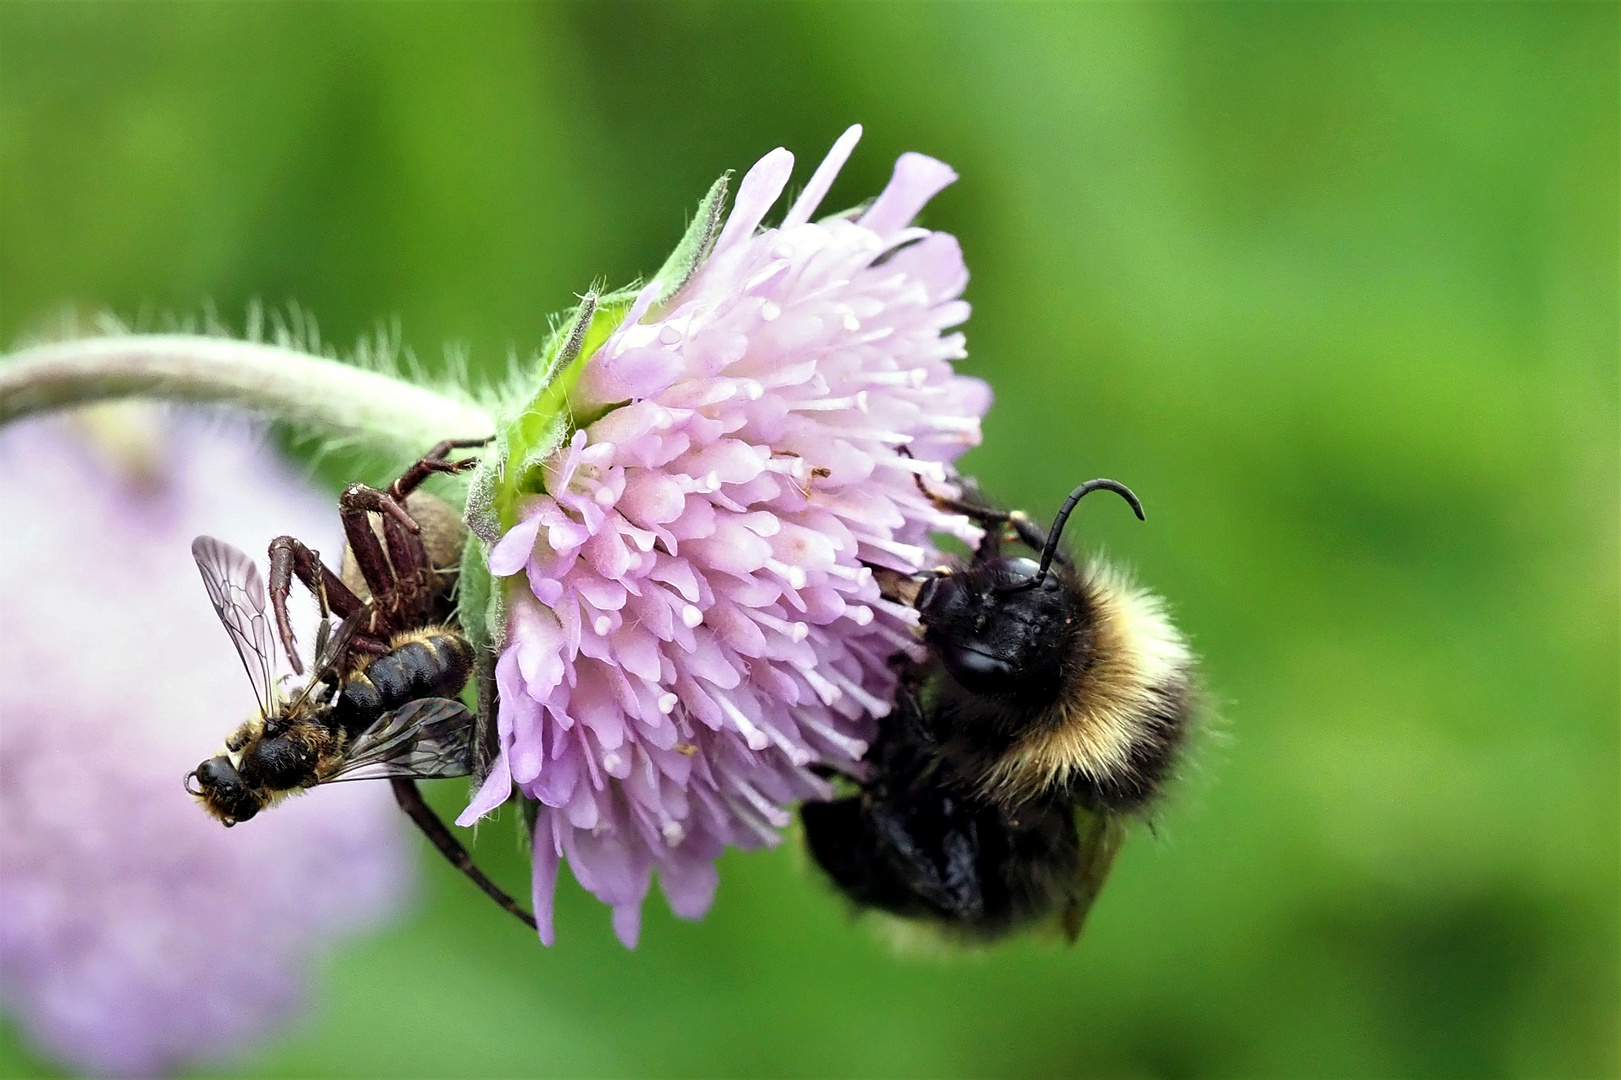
[1018,479,1145,590]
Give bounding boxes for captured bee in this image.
[188,439,537,930]
[802,476,1195,941]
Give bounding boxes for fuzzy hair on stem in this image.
[0,333,494,454]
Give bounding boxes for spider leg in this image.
[388,437,490,502]
[896,447,1010,561]
[389,778,538,932]
[268,536,364,674]
[337,483,413,621]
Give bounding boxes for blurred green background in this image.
[2,2,1616,1077]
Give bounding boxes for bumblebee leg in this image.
[389,778,538,932]
[1004,510,1072,569]
[268,536,364,674]
[348,634,392,657]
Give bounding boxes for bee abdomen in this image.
[334,631,473,735]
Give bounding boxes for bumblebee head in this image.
[185,755,263,826]
[917,557,1086,707]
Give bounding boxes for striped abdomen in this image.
[332,630,474,737]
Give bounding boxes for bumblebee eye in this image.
[938,643,1018,695]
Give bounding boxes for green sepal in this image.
[647,172,730,308]
[453,532,508,790]
[467,291,645,545]
[462,438,506,547]
[456,531,501,652]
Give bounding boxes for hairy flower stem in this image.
[0,335,493,452]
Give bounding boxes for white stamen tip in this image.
[760,301,781,321]
[682,605,704,628]
[658,692,679,714]
[766,559,807,589]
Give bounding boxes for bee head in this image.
[917,558,1086,706]
[185,755,263,826]
[915,479,1145,710]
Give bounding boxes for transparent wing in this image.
[284,605,367,712]
[192,535,277,716]
[1060,809,1128,943]
[324,698,475,783]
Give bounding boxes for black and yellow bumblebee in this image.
[802,476,1196,941]
[188,439,536,930]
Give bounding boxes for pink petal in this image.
[488,514,544,577]
[611,903,642,949]
[576,345,686,406]
[456,752,514,826]
[714,147,795,254]
[859,152,958,237]
[531,812,561,946]
[782,124,863,229]
[659,859,720,921]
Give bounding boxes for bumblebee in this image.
[802,476,1195,941]
[188,439,536,930]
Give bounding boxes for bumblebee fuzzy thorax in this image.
[999,559,1193,810]
[923,557,1195,814]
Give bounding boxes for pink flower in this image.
[0,407,412,1077]
[462,126,990,946]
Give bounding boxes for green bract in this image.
[455,173,729,663]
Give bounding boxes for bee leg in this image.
[347,634,392,658]
[268,536,364,674]
[869,797,986,922]
[388,777,539,932]
[1003,510,1072,569]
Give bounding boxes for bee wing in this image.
[284,605,367,711]
[192,535,277,716]
[1060,809,1128,943]
[324,698,474,782]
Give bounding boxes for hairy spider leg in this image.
[389,778,538,931]
[338,440,486,629]
[897,447,1066,567]
[268,535,366,674]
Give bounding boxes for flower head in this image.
[462,126,990,945]
[0,407,412,1077]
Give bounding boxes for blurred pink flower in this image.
[0,407,412,1077]
[464,126,990,946]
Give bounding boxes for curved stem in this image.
[0,335,494,453]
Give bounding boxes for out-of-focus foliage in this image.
[1,3,1614,1077]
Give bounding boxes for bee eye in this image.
[917,573,963,620]
[938,643,1018,695]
